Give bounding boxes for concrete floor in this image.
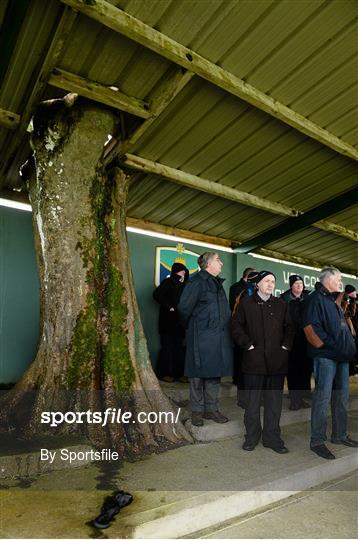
[1,379,357,539]
[195,473,358,539]
[1,417,357,539]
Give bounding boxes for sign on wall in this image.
[154,243,200,286]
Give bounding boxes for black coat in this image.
[178,270,233,378]
[229,278,248,311]
[280,289,310,351]
[153,274,187,337]
[231,292,295,375]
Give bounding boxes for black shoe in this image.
[92,491,133,529]
[191,413,203,427]
[310,444,335,460]
[203,411,228,423]
[242,441,256,451]
[331,436,358,448]
[264,445,289,454]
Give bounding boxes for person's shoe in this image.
[331,436,358,447]
[191,413,203,427]
[203,411,228,423]
[161,376,174,383]
[92,491,133,529]
[242,441,256,451]
[263,444,289,454]
[178,376,189,383]
[310,444,335,460]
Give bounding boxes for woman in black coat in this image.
[153,262,189,381]
[232,271,295,453]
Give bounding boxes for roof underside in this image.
[0,0,357,273]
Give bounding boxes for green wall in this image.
[0,207,40,384]
[1,206,357,383]
[128,231,233,368]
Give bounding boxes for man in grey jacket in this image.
[178,252,233,427]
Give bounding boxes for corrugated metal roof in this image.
[267,227,358,270]
[0,0,357,273]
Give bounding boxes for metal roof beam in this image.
[48,68,151,118]
[0,108,20,130]
[122,153,299,218]
[61,0,358,161]
[234,187,358,253]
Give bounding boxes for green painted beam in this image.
[0,0,30,85]
[234,187,358,253]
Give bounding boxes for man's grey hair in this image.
[319,266,341,284]
[197,252,218,270]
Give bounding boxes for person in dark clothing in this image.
[230,270,258,408]
[229,267,256,311]
[281,274,312,410]
[344,285,358,375]
[303,267,358,460]
[232,270,295,454]
[178,252,233,427]
[153,262,189,382]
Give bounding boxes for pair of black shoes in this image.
[242,441,288,454]
[92,490,133,529]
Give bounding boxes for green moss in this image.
[67,298,97,388]
[68,172,135,392]
[103,265,135,392]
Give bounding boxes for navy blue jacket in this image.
[303,287,356,362]
[178,270,233,378]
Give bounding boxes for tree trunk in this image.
[0,97,192,458]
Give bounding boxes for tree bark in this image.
[0,97,192,457]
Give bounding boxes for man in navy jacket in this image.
[303,266,357,459]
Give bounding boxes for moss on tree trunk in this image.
[0,97,192,457]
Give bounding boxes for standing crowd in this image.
[153,252,358,459]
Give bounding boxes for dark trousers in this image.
[233,345,246,406]
[244,373,285,448]
[287,348,312,405]
[189,377,221,413]
[156,334,185,379]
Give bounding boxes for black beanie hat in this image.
[247,271,259,282]
[345,284,356,294]
[171,262,187,276]
[289,274,304,287]
[255,270,276,284]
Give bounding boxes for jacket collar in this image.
[318,285,336,300]
[199,270,225,284]
[253,291,273,303]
